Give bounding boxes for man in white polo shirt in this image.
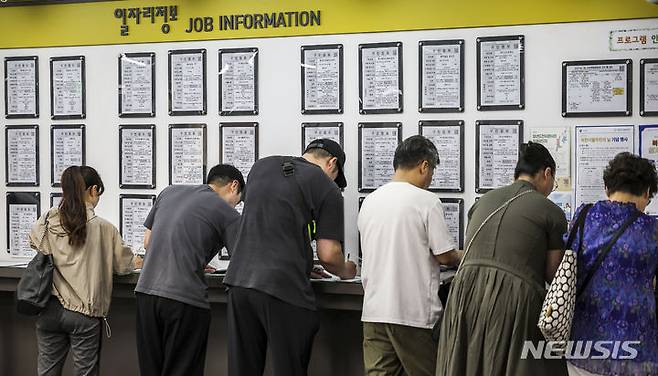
[358,135,462,376]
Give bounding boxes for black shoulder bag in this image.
[16,213,54,315]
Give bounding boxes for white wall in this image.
[1,18,657,262]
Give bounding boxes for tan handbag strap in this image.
[456,189,533,272]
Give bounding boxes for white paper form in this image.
[575,125,634,208]
[6,127,38,184]
[170,52,205,112]
[360,126,399,190]
[221,125,257,180]
[220,50,257,114]
[52,58,84,117]
[478,123,520,190]
[479,40,522,107]
[361,46,400,110]
[120,54,154,115]
[121,127,154,187]
[170,126,205,184]
[421,124,462,191]
[303,47,341,111]
[421,44,461,109]
[52,127,84,185]
[566,63,628,114]
[6,58,37,116]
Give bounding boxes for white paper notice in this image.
[360,126,399,189]
[121,197,153,252]
[51,194,62,208]
[52,59,84,117]
[170,127,205,184]
[120,55,154,115]
[529,128,572,191]
[52,127,83,184]
[441,200,462,247]
[121,128,154,186]
[640,125,658,216]
[303,48,341,111]
[6,127,38,184]
[361,46,400,110]
[6,59,37,116]
[303,125,341,149]
[479,40,522,106]
[8,204,38,257]
[421,125,462,190]
[478,123,520,190]
[566,63,628,113]
[575,126,634,208]
[222,126,257,179]
[170,52,205,112]
[421,44,461,109]
[220,51,257,113]
[644,62,658,114]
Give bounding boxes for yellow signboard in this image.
[0,0,657,49]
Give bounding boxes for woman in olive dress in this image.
[436,142,568,376]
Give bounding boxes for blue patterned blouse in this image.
[568,201,658,375]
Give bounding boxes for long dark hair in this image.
[59,166,104,247]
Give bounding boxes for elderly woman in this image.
[567,152,658,375]
[436,142,568,375]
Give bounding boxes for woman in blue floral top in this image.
[568,152,658,376]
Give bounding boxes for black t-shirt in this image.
[224,156,344,310]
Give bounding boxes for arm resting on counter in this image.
[316,239,357,280]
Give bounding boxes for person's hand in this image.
[133,255,144,270]
[340,260,357,280]
[204,265,217,274]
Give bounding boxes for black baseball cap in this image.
[304,138,347,189]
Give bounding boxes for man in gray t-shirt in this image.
[134,164,244,376]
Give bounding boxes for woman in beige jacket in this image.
[29,166,140,376]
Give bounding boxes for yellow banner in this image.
[0,0,657,49]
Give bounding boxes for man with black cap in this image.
[224,138,356,376]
